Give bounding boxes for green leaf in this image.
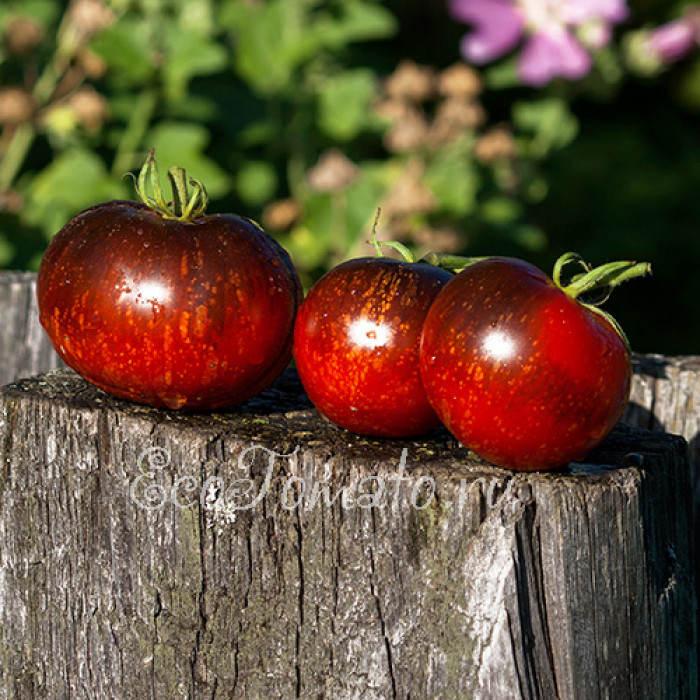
[90,20,155,86]
[676,56,700,111]
[220,0,309,94]
[220,0,396,95]
[484,56,520,90]
[144,122,232,199]
[166,95,219,122]
[284,224,332,273]
[178,0,216,35]
[343,166,386,252]
[0,234,15,268]
[162,28,227,101]
[318,69,376,141]
[512,98,579,157]
[312,0,397,49]
[291,163,385,268]
[25,149,128,239]
[508,224,547,251]
[286,194,334,271]
[237,120,278,148]
[236,161,278,205]
[424,150,479,216]
[480,197,522,224]
[3,0,60,27]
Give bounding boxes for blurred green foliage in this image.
[1,0,699,353]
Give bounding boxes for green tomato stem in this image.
[368,207,416,263]
[553,252,651,301]
[370,208,383,257]
[131,149,209,222]
[553,251,652,351]
[378,240,416,263]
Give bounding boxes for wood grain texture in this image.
[626,354,700,499]
[0,369,696,699]
[0,271,62,386]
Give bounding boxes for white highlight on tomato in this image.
[348,319,393,349]
[482,330,516,361]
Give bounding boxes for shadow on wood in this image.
[0,369,696,698]
[626,353,700,480]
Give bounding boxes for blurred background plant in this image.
[1,0,699,353]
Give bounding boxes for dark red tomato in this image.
[293,258,453,437]
[37,199,301,410]
[420,256,641,471]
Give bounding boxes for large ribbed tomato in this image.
[420,254,650,471]
[37,152,301,410]
[293,256,452,437]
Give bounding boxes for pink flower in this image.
[646,16,699,64]
[451,0,525,63]
[449,0,629,86]
[518,30,592,86]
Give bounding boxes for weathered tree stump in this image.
[0,369,696,698]
[0,271,62,386]
[626,354,700,508]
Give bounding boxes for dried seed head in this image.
[438,63,483,98]
[411,226,465,254]
[0,87,35,125]
[381,159,436,217]
[0,189,24,213]
[262,199,303,232]
[4,16,44,55]
[307,149,359,192]
[76,48,108,79]
[474,125,517,164]
[372,97,411,123]
[383,110,430,153]
[436,97,486,129]
[428,97,487,146]
[384,60,436,102]
[68,86,109,131]
[66,0,115,45]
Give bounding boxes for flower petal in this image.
[518,30,592,86]
[596,0,629,24]
[563,0,629,27]
[450,0,525,63]
[648,19,697,64]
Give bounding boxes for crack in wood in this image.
[294,510,304,698]
[369,506,397,699]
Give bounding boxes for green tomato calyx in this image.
[553,252,652,350]
[129,149,209,222]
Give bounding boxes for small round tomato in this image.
[420,254,650,471]
[293,257,452,437]
[37,151,301,410]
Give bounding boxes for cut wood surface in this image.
[0,271,62,386]
[0,369,696,699]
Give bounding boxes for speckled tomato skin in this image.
[420,257,631,471]
[293,258,452,437]
[37,201,301,410]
